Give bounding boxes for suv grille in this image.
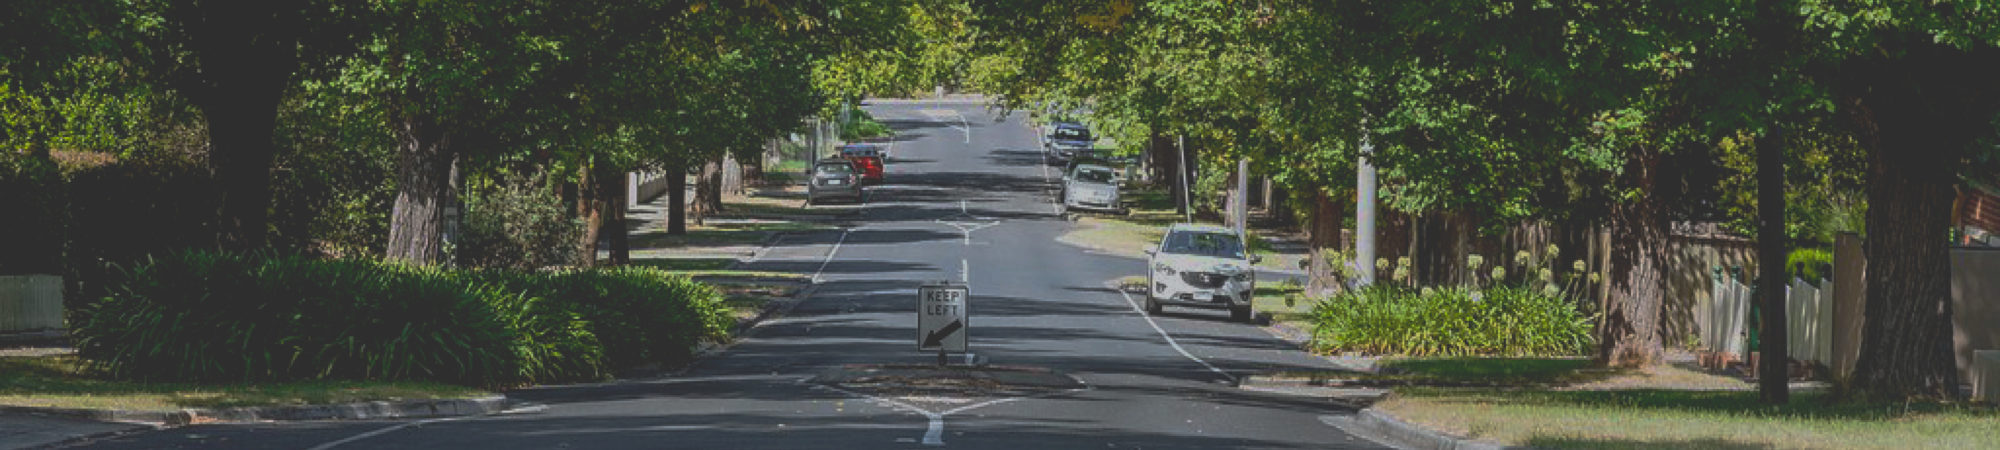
[1181,272,1227,288]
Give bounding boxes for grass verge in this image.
[1363,358,2000,449]
[1383,388,2000,449]
[0,355,488,412]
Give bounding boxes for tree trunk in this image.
[604,169,629,266]
[385,116,456,265]
[1307,189,1346,295]
[573,164,604,268]
[1755,127,1790,404]
[743,140,770,186]
[721,153,744,197]
[177,0,302,252]
[205,96,283,251]
[694,155,724,225]
[1599,148,1669,367]
[1850,144,1958,400]
[1148,132,1175,187]
[666,160,688,235]
[1842,49,1997,400]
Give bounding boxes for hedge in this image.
[72,251,730,387]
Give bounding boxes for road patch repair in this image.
[808,365,1086,446]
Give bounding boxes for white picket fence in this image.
[1705,271,1834,365]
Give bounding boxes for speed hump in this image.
[917,281,969,353]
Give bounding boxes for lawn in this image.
[1366,358,2000,449]
[1250,283,1311,320]
[0,355,488,412]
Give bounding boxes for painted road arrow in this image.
[923,320,963,348]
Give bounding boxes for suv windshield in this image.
[815,163,853,175]
[1074,168,1114,184]
[1161,231,1245,259]
[1053,127,1091,140]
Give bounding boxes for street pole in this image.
[1236,157,1249,234]
[1178,135,1192,224]
[1355,128,1377,286]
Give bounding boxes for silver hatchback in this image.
[807,159,865,205]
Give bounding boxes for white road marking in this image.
[812,380,1088,447]
[935,200,999,245]
[1115,289,1238,384]
[307,402,551,449]
[812,229,851,283]
[960,259,969,283]
[958,113,970,143]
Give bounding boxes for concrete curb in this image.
[0,395,513,426]
[1330,408,1532,450]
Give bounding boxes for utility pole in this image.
[1236,157,1249,233]
[1178,135,1192,223]
[1355,128,1378,286]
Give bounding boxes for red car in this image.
[839,145,885,185]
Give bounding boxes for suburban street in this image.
[60,101,1384,449]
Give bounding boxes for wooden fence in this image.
[0,275,63,333]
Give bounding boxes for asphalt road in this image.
[65,101,1386,450]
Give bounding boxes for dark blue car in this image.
[1042,122,1094,164]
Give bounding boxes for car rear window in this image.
[816,163,854,175]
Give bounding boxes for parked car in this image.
[1143,224,1262,322]
[1043,122,1094,164]
[1060,163,1125,214]
[838,144,885,185]
[807,158,865,205]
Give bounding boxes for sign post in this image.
[917,281,969,366]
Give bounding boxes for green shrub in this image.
[839,107,893,141]
[1310,285,1593,357]
[72,252,729,386]
[0,152,65,275]
[1787,248,1833,281]
[482,267,731,370]
[456,174,583,270]
[73,252,521,385]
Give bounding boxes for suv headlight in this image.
[1154,263,1176,275]
[1232,272,1251,282]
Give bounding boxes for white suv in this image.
[1143,224,1260,322]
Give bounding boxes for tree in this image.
[122,0,345,251]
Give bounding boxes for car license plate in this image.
[826,179,844,185]
[1192,292,1213,302]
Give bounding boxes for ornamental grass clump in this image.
[1309,284,1593,357]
